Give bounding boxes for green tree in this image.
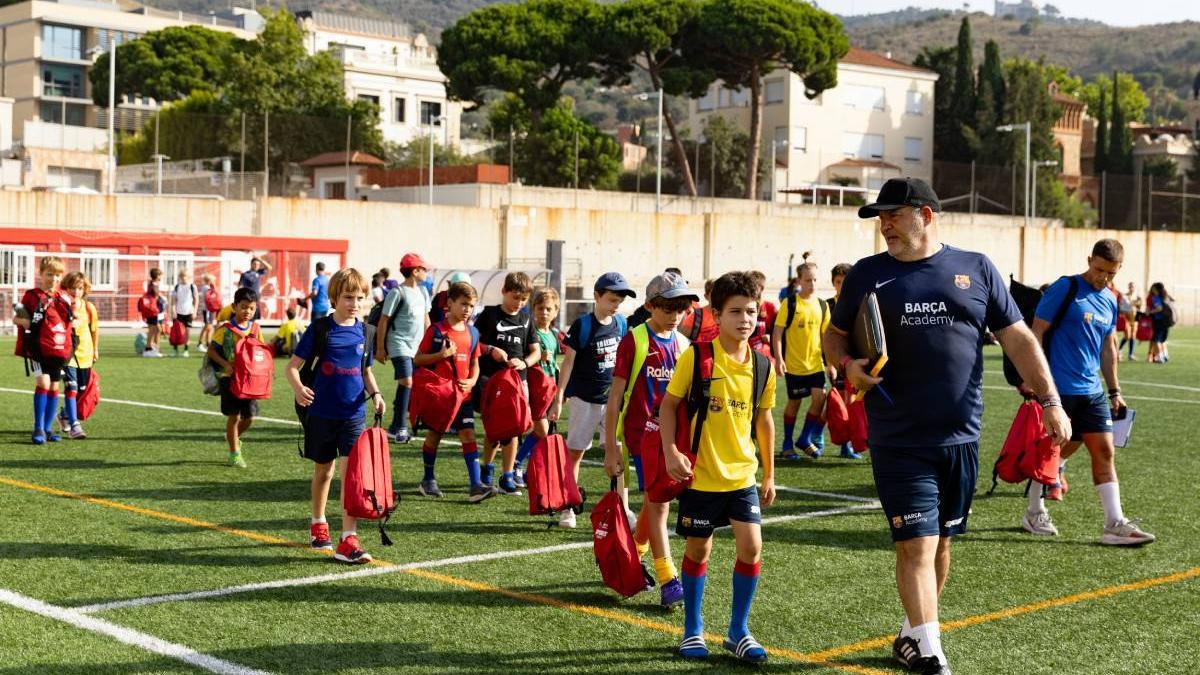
[382,136,475,169]
[600,0,713,197]
[972,40,1005,158]
[1141,157,1178,180]
[914,46,957,161]
[438,0,604,126]
[489,95,620,189]
[688,0,847,198]
[1094,87,1108,173]
[692,115,766,198]
[1079,72,1148,124]
[1108,72,1133,174]
[1038,176,1097,228]
[949,16,977,161]
[89,26,245,107]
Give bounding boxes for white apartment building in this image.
[296,11,460,148]
[689,48,938,201]
[0,0,258,189]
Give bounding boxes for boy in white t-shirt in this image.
[171,269,198,358]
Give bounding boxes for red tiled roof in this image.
[300,151,385,168]
[840,47,935,75]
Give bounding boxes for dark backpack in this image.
[1002,275,1077,388]
[1160,298,1177,327]
[367,288,405,330]
[573,312,628,351]
[295,316,373,427]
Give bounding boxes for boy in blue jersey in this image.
[1020,239,1155,546]
[287,268,387,564]
[825,178,1069,675]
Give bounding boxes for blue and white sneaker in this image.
[496,476,521,496]
[802,444,821,459]
[45,428,61,442]
[723,634,767,664]
[31,430,45,445]
[512,467,526,489]
[660,578,683,608]
[840,443,862,459]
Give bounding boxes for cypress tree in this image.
[950,17,977,160]
[1109,72,1132,174]
[1094,87,1108,174]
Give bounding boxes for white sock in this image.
[911,622,946,664]
[900,616,913,637]
[1096,482,1125,527]
[1027,483,1045,513]
[311,516,327,525]
[341,530,356,541]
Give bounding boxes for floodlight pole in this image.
[997,122,1031,226]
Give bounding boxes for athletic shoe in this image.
[678,635,709,660]
[181,350,191,358]
[309,522,333,550]
[419,479,443,498]
[513,467,526,489]
[1022,509,1059,536]
[389,428,411,444]
[802,444,822,459]
[58,415,70,434]
[1101,518,1156,546]
[894,635,950,674]
[228,451,247,468]
[31,430,45,445]
[467,484,494,504]
[840,443,862,460]
[69,423,87,440]
[496,476,521,496]
[780,449,802,461]
[722,635,768,664]
[45,429,61,442]
[660,578,684,608]
[333,535,372,564]
[558,507,577,529]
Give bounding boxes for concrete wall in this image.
[3,190,1196,324]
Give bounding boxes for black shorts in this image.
[218,378,258,419]
[871,442,978,542]
[1061,392,1113,441]
[176,314,193,328]
[145,316,160,327]
[676,486,761,539]
[31,357,66,382]
[302,414,366,464]
[201,310,215,325]
[785,371,826,400]
[450,398,475,433]
[1153,322,1169,343]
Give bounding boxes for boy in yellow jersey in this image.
[660,271,776,663]
[771,260,833,459]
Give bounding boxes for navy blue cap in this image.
[595,271,636,298]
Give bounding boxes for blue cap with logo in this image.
[594,271,636,298]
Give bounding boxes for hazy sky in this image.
[815,1,1199,27]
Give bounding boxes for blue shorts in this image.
[391,356,414,380]
[676,486,761,539]
[302,414,366,464]
[785,372,825,400]
[1061,392,1113,441]
[449,398,475,433]
[63,366,91,393]
[871,442,978,542]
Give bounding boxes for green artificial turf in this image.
[1,332,1197,674]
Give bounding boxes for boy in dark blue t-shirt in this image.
[287,268,386,565]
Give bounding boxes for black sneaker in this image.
[893,636,948,674]
[496,476,521,496]
[467,484,495,504]
[419,479,443,498]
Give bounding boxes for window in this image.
[420,101,443,125]
[697,89,716,111]
[41,24,83,60]
[773,126,788,160]
[95,29,138,52]
[0,246,34,287]
[843,132,884,159]
[159,251,194,287]
[765,80,785,105]
[730,88,749,107]
[39,102,86,125]
[842,84,885,111]
[324,181,346,200]
[357,94,380,107]
[906,90,924,115]
[42,64,86,98]
[80,249,117,291]
[394,97,406,123]
[792,126,807,152]
[904,137,923,162]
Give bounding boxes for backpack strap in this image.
[749,351,770,440]
[576,313,593,351]
[614,313,628,337]
[687,341,716,456]
[1044,276,1078,347]
[298,316,332,385]
[688,308,703,342]
[616,324,651,442]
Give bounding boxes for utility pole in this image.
[262,111,269,199]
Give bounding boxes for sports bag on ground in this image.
[343,416,397,545]
[77,369,100,421]
[591,477,653,598]
[228,323,273,400]
[481,367,533,443]
[526,423,584,516]
[990,398,1061,493]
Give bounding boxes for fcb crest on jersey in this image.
[954,274,971,290]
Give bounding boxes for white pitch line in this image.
[981,384,1200,404]
[75,541,594,615]
[760,503,881,526]
[0,588,271,675]
[984,371,1200,394]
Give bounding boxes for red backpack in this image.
[526,364,557,420]
[137,292,159,320]
[591,477,653,598]
[481,367,533,443]
[1135,315,1153,342]
[343,417,397,545]
[826,386,851,446]
[410,322,477,433]
[526,424,584,516]
[168,319,188,347]
[77,369,101,421]
[17,292,76,363]
[204,286,222,313]
[226,323,273,399]
[641,342,770,503]
[990,399,1060,492]
[846,381,870,453]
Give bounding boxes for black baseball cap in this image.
[858,177,942,219]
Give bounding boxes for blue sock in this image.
[782,415,796,451]
[1128,339,1136,357]
[811,421,826,451]
[391,384,411,432]
[422,449,436,482]
[631,455,645,492]
[33,389,46,431]
[462,443,481,487]
[681,556,707,637]
[481,463,495,486]
[515,434,538,468]
[796,418,816,448]
[729,560,761,641]
[64,393,78,425]
[43,391,59,432]
[501,471,514,485]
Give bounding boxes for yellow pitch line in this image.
[805,566,1200,661]
[0,474,884,674]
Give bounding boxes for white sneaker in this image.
[142,350,157,358]
[558,508,577,529]
[1022,509,1058,536]
[69,423,87,440]
[1101,518,1156,546]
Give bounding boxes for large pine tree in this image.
[1108,72,1133,174]
[1094,88,1108,174]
